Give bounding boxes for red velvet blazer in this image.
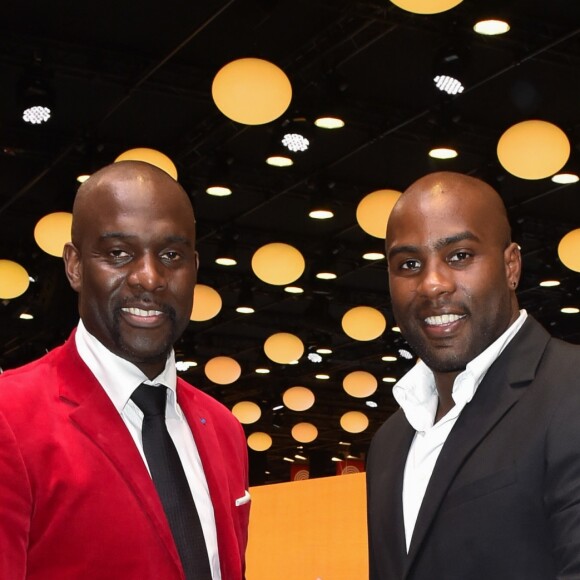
[0,331,250,579]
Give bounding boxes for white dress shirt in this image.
[75,320,222,579]
[393,310,528,551]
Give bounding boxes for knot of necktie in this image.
[131,383,167,417]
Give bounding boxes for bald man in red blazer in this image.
[0,162,250,579]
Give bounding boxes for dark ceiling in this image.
[1,0,580,485]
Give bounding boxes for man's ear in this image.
[63,242,82,292]
[504,241,522,289]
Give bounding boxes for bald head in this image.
[71,161,194,247]
[388,171,512,249]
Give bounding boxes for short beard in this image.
[111,307,179,366]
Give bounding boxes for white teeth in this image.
[425,314,464,326]
[122,307,162,317]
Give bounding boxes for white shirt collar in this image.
[393,310,528,432]
[74,319,178,415]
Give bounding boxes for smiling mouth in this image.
[424,313,466,326]
[121,307,164,317]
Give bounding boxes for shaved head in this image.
[71,161,194,248]
[388,171,512,250]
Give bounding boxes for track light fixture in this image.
[20,77,54,125]
[433,44,467,96]
[281,117,311,153]
[206,153,234,196]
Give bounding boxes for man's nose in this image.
[127,254,166,292]
[416,263,455,298]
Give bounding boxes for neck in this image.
[434,371,459,423]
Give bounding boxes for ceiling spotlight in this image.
[473,18,510,36]
[429,144,458,159]
[282,132,309,152]
[551,157,580,184]
[561,307,580,314]
[309,196,334,220]
[366,400,378,408]
[206,184,232,197]
[235,284,255,315]
[552,172,579,184]
[314,116,345,129]
[307,352,323,363]
[281,117,311,153]
[176,360,197,371]
[21,77,54,125]
[214,233,238,267]
[473,5,510,36]
[433,45,467,96]
[363,250,385,261]
[539,280,560,288]
[316,347,332,355]
[284,285,304,294]
[206,154,234,196]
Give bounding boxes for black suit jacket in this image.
[367,317,580,579]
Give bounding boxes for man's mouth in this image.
[122,307,163,317]
[424,313,466,326]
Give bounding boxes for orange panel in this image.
[247,473,368,579]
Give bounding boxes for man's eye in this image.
[109,249,129,259]
[401,259,420,270]
[449,251,471,263]
[162,251,180,261]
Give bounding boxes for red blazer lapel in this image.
[55,335,183,576]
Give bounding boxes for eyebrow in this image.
[99,232,193,246]
[388,231,481,260]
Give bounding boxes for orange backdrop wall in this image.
[246,472,368,579]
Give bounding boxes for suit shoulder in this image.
[0,344,65,394]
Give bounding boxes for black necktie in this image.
[131,384,212,580]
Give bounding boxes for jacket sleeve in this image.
[0,411,31,580]
[544,377,580,578]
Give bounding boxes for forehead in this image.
[82,174,195,238]
[387,188,499,250]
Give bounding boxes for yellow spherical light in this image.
[356,189,402,239]
[212,58,292,125]
[251,242,305,286]
[190,284,222,322]
[497,120,570,180]
[0,260,30,299]
[389,0,463,14]
[340,411,369,434]
[558,228,580,272]
[342,306,387,341]
[247,431,273,452]
[204,356,241,385]
[115,148,178,180]
[291,422,318,443]
[282,386,315,411]
[343,371,378,398]
[34,212,72,257]
[232,401,262,424]
[264,332,304,364]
